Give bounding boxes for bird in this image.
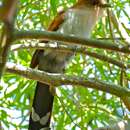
[28,0,107,129]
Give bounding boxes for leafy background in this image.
[0,0,130,129]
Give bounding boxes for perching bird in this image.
[28,0,107,129]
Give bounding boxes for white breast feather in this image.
[59,7,105,38]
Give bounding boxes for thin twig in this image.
[56,95,82,129]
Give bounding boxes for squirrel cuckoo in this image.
[29,0,107,129]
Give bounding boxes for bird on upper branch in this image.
[28,0,108,129]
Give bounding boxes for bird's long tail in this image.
[28,82,54,130]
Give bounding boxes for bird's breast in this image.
[41,6,105,73]
[59,7,104,38]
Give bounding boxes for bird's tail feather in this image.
[28,82,54,130]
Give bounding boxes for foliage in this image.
[0,0,130,129]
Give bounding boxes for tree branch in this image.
[0,0,18,78]
[11,43,130,69]
[6,62,130,98]
[0,0,18,22]
[13,30,130,54]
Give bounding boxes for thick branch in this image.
[0,0,18,22]
[11,43,130,69]
[0,0,18,78]
[13,30,130,54]
[6,62,130,98]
